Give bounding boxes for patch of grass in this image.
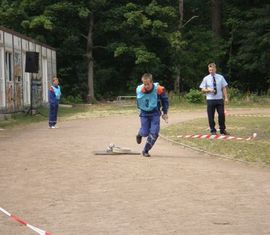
[61,103,138,121]
[169,91,270,109]
[0,103,138,129]
[161,116,270,165]
[0,112,46,129]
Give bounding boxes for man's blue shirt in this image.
[200,73,228,100]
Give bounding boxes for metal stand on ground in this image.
[25,73,34,115]
[94,143,141,155]
[24,51,46,117]
[25,73,45,117]
[26,73,33,116]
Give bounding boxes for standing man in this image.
[136,73,169,157]
[48,77,61,129]
[199,63,229,135]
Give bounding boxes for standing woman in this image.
[48,77,61,128]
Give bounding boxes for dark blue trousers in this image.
[49,103,59,127]
[207,99,225,133]
[139,114,160,153]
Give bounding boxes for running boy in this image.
[48,77,61,128]
[136,73,169,157]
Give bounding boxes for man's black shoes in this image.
[211,130,230,135]
[136,134,142,144]
[220,130,230,135]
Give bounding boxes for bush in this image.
[61,95,83,104]
[185,89,204,103]
[244,92,260,103]
[168,91,186,105]
[228,87,243,101]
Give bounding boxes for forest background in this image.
[0,0,269,103]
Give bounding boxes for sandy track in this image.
[1,109,270,235]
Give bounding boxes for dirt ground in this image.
[1,108,270,235]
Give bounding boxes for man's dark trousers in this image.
[207,99,225,133]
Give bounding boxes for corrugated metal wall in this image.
[0,26,57,113]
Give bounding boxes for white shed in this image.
[0,26,57,113]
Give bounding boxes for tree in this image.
[211,0,222,37]
[84,0,110,103]
[224,3,270,92]
[174,0,184,94]
[86,13,94,103]
[171,0,200,94]
[105,1,179,90]
[1,0,269,99]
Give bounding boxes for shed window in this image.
[5,51,12,81]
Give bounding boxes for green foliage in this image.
[134,47,160,65]
[78,7,90,18]
[1,0,270,100]
[168,31,186,50]
[228,88,269,104]
[228,87,243,101]
[114,43,130,57]
[27,15,53,30]
[61,95,83,105]
[185,89,204,103]
[224,3,270,91]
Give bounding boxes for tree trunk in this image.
[174,72,181,95]
[86,13,95,103]
[174,0,184,95]
[178,0,184,30]
[211,0,222,37]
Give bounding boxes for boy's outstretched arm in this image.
[157,86,169,122]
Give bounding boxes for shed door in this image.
[5,51,14,112]
[42,57,48,102]
[22,52,30,106]
[14,51,23,111]
[0,48,5,109]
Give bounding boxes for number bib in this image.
[136,83,158,111]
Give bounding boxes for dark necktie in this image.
[213,76,217,95]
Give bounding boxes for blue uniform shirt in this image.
[49,85,61,105]
[136,83,169,116]
[137,83,159,112]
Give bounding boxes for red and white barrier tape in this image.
[174,133,257,141]
[227,114,270,117]
[0,207,52,235]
